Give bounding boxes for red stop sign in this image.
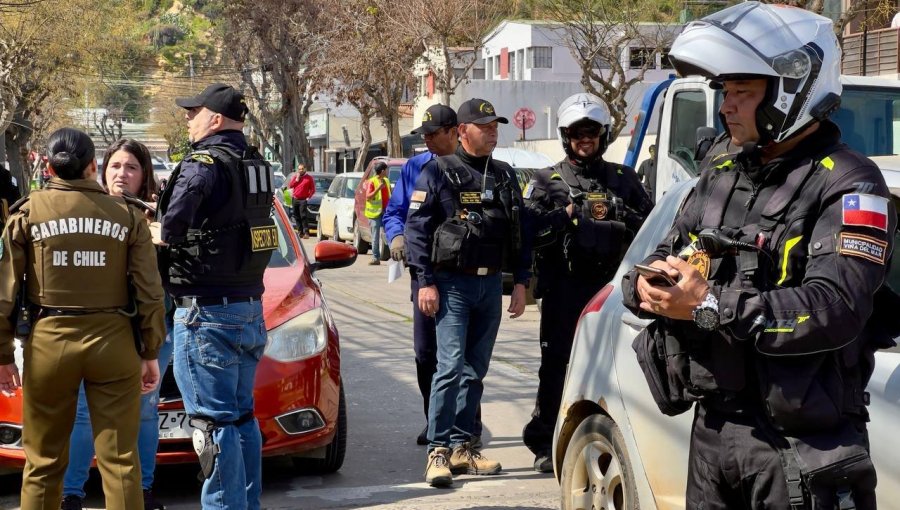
[513,107,536,130]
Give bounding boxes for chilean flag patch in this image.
[842,193,889,231]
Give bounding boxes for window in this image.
[508,51,516,79]
[629,47,654,69]
[528,47,552,69]
[473,67,485,80]
[326,176,341,197]
[343,177,360,199]
[494,55,500,75]
[268,207,298,268]
[668,90,707,176]
[593,51,613,70]
[517,49,525,78]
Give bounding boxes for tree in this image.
[536,0,680,139]
[319,1,420,157]
[220,0,325,171]
[382,0,508,105]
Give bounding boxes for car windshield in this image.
[273,173,285,189]
[833,87,900,157]
[389,166,402,184]
[315,175,334,193]
[342,177,360,198]
[267,206,298,268]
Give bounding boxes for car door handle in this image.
[621,313,651,330]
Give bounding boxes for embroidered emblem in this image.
[687,250,711,279]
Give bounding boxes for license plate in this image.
[158,411,195,440]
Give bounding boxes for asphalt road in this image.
[0,238,559,509]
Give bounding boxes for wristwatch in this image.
[692,291,720,331]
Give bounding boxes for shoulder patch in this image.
[191,154,215,165]
[411,190,427,202]
[838,232,887,265]
[842,193,888,232]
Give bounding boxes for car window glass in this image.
[669,90,706,176]
[267,206,298,268]
[315,176,334,193]
[343,177,360,198]
[389,166,402,184]
[327,177,341,197]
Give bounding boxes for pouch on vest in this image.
[431,217,479,270]
[631,320,693,416]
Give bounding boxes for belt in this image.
[175,296,260,308]
[40,308,99,317]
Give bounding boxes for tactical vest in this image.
[158,145,276,290]
[364,175,388,219]
[24,186,135,308]
[657,150,886,434]
[430,155,515,273]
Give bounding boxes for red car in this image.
[352,156,407,260]
[0,201,357,474]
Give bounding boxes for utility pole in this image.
[189,54,195,92]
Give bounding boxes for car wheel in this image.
[379,236,390,261]
[293,384,347,474]
[333,218,342,242]
[316,217,325,241]
[353,219,370,255]
[560,414,638,510]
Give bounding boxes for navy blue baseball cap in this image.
[457,98,508,125]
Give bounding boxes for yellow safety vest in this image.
[364,176,390,219]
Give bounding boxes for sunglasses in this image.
[567,125,604,140]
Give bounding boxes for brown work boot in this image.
[450,442,501,475]
[424,447,453,487]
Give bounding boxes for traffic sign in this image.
[513,107,536,130]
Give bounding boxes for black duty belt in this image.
[40,308,101,317]
[457,267,500,277]
[175,296,260,308]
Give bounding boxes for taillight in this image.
[578,284,614,322]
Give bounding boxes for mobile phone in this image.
[634,263,677,286]
[121,191,157,216]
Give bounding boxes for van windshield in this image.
[833,86,900,157]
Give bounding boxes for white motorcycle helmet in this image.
[557,93,612,164]
[668,2,842,144]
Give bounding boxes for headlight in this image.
[263,308,328,362]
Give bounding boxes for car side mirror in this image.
[310,240,358,271]
[694,126,718,162]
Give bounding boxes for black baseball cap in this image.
[176,83,248,122]
[411,104,458,135]
[457,98,508,125]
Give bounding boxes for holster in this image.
[631,320,693,416]
[190,417,220,480]
[14,287,34,339]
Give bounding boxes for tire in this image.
[333,218,342,242]
[316,217,325,241]
[292,384,347,474]
[560,414,639,510]
[379,236,390,261]
[353,219,370,255]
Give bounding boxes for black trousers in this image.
[687,405,876,510]
[292,199,309,234]
[523,275,602,455]
[410,269,481,435]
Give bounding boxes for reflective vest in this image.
[364,175,390,219]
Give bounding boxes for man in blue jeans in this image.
[62,313,175,510]
[405,98,531,487]
[154,83,274,509]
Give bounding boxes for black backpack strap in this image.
[699,168,739,228]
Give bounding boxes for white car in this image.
[552,176,900,510]
[317,172,363,242]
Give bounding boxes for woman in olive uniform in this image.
[0,128,166,510]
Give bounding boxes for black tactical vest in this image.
[430,155,514,272]
[158,145,276,290]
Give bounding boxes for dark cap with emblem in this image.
[176,83,248,122]
[411,104,458,134]
[457,98,508,125]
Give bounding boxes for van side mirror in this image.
[694,127,718,162]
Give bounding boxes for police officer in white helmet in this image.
[622,3,895,508]
[522,93,652,472]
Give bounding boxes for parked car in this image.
[0,201,358,475]
[551,175,900,509]
[318,172,363,242]
[352,157,406,260]
[305,172,337,235]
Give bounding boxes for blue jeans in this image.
[63,313,176,498]
[427,271,502,450]
[370,216,383,260]
[173,299,266,510]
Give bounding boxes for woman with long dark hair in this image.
[0,128,166,510]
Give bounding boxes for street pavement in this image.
[0,238,559,509]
